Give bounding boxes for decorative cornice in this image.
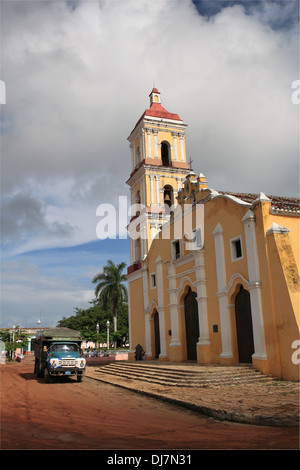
[252,192,271,205]
[212,222,223,237]
[266,223,290,235]
[242,209,255,224]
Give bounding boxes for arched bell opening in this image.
[163,185,174,207]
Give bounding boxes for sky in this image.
[1,0,299,328]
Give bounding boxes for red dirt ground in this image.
[1,362,299,450]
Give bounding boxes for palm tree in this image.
[92,260,127,336]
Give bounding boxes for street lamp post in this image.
[96,323,99,349]
[106,320,110,351]
[11,325,15,360]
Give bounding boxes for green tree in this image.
[58,303,108,342]
[92,260,127,335]
[0,328,28,359]
[57,301,129,348]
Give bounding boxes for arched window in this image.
[161,141,170,166]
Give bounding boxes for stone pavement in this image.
[85,361,300,427]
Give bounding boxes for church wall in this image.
[127,273,144,360]
[204,197,250,284]
[266,212,299,271]
[266,231,299,380]
[248,200,299,379]
[204,197,250,356]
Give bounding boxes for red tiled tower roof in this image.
[143,101,181,121]
[132,89,182,131]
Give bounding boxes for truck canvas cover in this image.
[36,327,83,342]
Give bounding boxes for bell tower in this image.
[126,88,191,269]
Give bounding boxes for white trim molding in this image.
[266,223,290,235]
[242,210,267,360]
[213,223,232,358]
[166,261,181,348]
[193,250,210,347]
[155,255,167,358]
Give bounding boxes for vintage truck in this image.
[33,327,86,382]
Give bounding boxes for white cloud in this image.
[1,257,95,327]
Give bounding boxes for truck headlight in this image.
[76,358,86,368]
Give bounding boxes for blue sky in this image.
[1,0,299,328]
[1,239,130,327]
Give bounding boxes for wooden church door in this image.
[184,287,199,360]
[154,311,161,358]
[235,286,255,363]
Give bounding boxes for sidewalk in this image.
[85,362,299,427]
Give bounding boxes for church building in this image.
[126,89,300,381]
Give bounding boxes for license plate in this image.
[65,371,71,375]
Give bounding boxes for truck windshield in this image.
[50,344,78,352]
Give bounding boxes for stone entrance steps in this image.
[94,361,275,388]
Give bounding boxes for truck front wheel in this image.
[77,374,83,382]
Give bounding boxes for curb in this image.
[85,373,298,428]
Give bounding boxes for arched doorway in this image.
[184,287,199,360]
[153,310,160,358]
[235,285,255,363]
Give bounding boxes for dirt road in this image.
[1,362,299,450]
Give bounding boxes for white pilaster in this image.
[150,175,155,206]
[141,224,146,259]
[140,130,145,160]
[130,144,134,170]
[147,129,151,159]
[242,210,267,360]
[173,133,178,161]
[155,176,160,206]
[193,250,210,346]
[127,278,133,353]
[153,130,158,158]
[142,265,151,356]
[213,223,232,358]
[166,261,181,347]
[179,134,184,162]
[130,238,134,264]
[141,178,144,205]
[156,256,167,357]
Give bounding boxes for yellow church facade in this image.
[126,89,300,381]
